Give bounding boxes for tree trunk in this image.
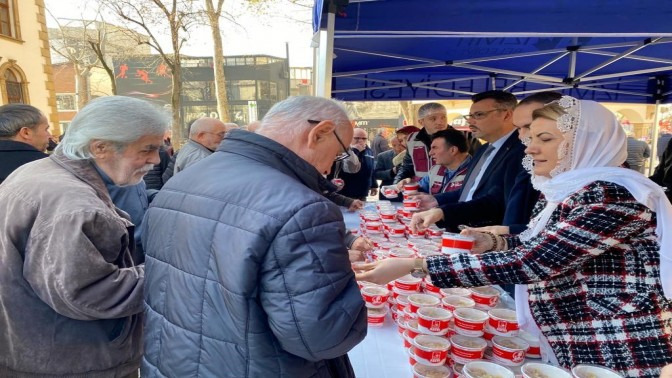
[75,66,91,109]
[206,0,230,122]
[400,101,416,126]
[170,61,183,147]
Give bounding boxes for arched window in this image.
[0,61,29,104]
[4,68,24,103]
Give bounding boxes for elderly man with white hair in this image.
[174,117,227,174]
[0,96,170,378]
[142,96,367,377]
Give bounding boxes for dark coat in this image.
[434,131,526,230]
[651,138,672,202]
[0,140,48,184]
[503,169,539,235]
[330,146,377,200]
[142,130,367,378]
[374,149,400,200]
[143,146,170,190]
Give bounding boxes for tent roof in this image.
[313,0,672,103]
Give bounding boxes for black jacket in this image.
[650,138,672,202]
[329,146,377,200]
[0,140,48,185]
[143,146,171,190]
[434,131,526,230]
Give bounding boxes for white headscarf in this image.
[514,97,672,361]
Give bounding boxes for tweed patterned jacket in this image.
[427,181,672,378]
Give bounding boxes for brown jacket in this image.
[0,151,144,377]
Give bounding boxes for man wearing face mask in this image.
[142,96,367,377]
[330,127,378,201]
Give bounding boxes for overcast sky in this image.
[44,0,315,67]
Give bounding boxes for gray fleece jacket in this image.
[0,151,144,377]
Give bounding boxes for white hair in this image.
[256,96,350,140]
[57,96,171,160]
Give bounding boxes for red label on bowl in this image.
[493,345,526,364]
[415,348,448,364]
[454,317,485,331]
[418,316,450,333]
[441,236,474,250]
[367,315,385,325]
[527,345,541,356]
[488,318,519,333]
[472,294,499,307]
[451,346,483,360]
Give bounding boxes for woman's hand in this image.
[460,229,495,254]
[466,225,510,235]
[410,208,443,232]
[354,258,417,286]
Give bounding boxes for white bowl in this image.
[522,363,572,378]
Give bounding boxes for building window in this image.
[4,68,23,103]
[56,94,76,111]
[228,80,256,101]
[0,0,17,39]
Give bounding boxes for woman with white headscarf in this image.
[356,97,672,377]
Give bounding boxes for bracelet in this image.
[484,232,497,251]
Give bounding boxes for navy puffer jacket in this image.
[142,130,367,377]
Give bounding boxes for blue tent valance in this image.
[313,0,672,104]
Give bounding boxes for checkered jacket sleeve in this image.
[426,181,657,288]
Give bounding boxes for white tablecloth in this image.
[342,208,519,377]
[349,318,413,378]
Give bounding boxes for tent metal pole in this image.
[568,37,578,79]
[335,47,443,64]
[650,100,662,176]
[572,86,652,97]
[504,51,570,91]
[315,11,335,98]
[333,62,445,77]
[453,63,563,83]
[514,86,574,95]
[580,66,672,82]
[580,50,672,65]
[574,37,662,80]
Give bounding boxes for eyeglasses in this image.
[308,119,352,162]
[353,137,368,141]
[462,108,505,121]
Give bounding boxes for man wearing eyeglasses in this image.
[141,96,366,378]
[330,127,378,201]
[174,117,228,174]
[410,90,527,231]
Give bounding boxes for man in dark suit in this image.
[410,90,526,231]
[0,104,50,185]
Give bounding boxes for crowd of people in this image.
[0,90,671,377]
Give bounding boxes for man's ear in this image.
[307,120,336,149]
[16,127,33,142]
[90,140,112,159]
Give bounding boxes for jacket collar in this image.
[218,129,325,194]
[49,150,116,210]
[0,139,45,153]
